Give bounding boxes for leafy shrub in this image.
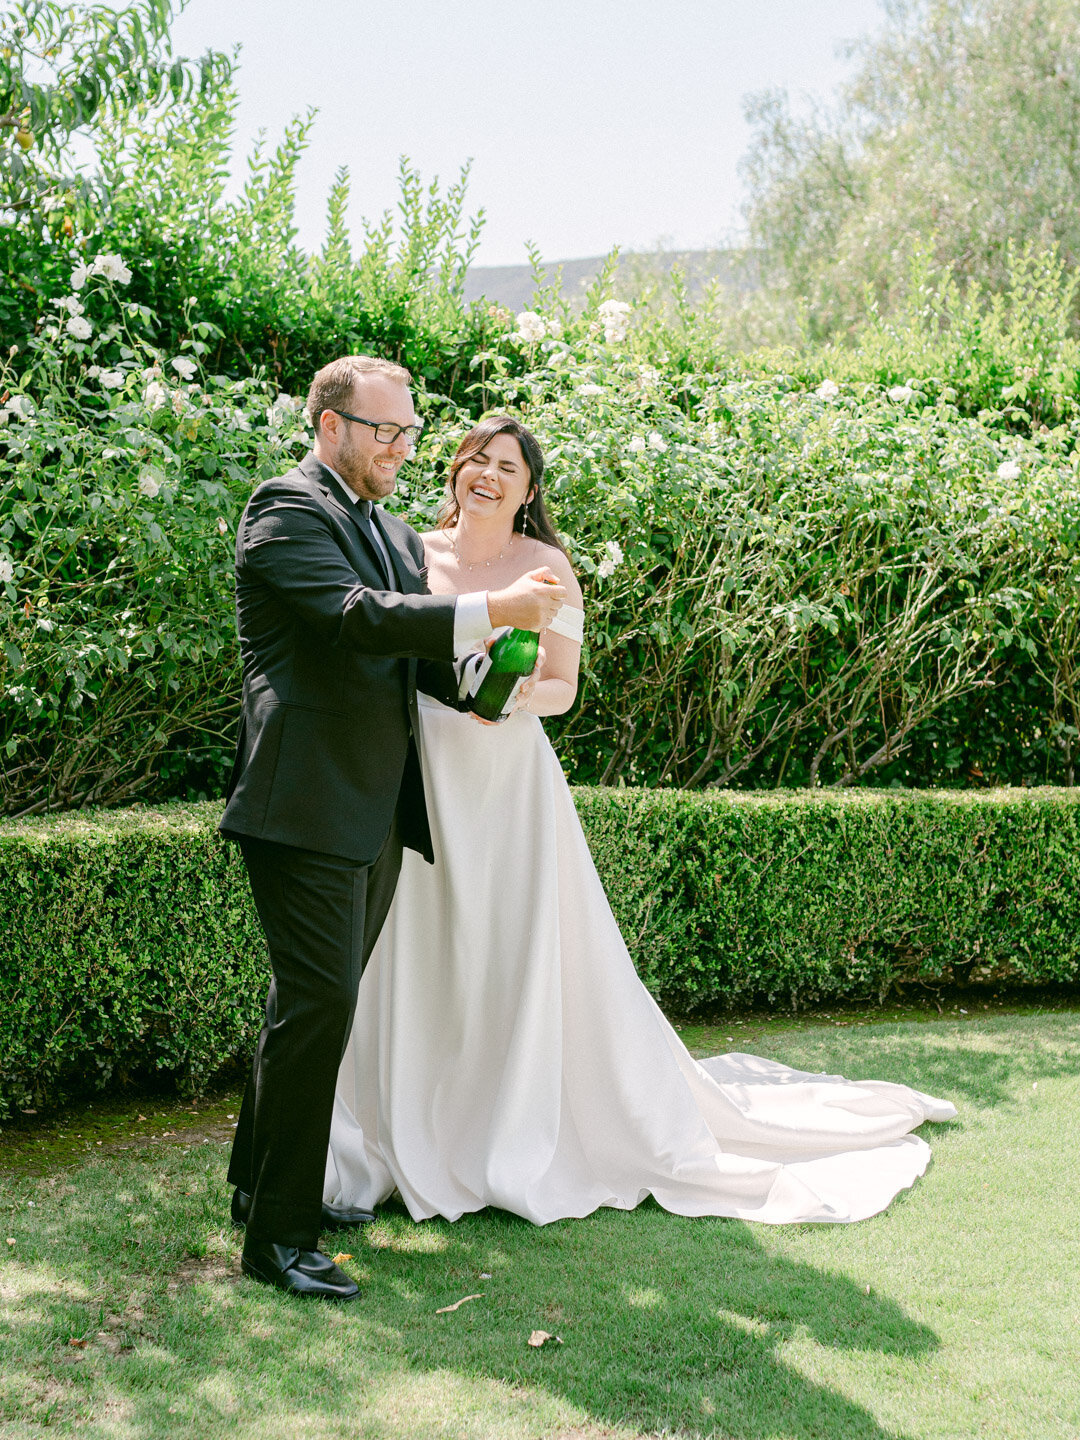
[0,802,262,1118]
[3,0,1080,805]
[578,785,1080,1011]
[795,245,1080,431]
[0,260,311,812]
[2,57,509,410]
[4,256,1080,808]
[447,333,1080,789]
[2,788,1078,1116]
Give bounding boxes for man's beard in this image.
[337,430,396,501]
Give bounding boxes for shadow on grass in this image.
[23,1010,1072,1436]
[368,1201,937,1439]
[7,1190,943,1440]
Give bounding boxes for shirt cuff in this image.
[453,591,494,658]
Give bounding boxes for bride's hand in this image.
[511,647,545,715]
[488,568,566,631]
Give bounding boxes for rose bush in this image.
[411,327,1080,789]
[3,252,1079,809]
[0,254,312,811]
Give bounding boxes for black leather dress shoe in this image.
[241,1238,360,1302]
[230,1188,375,1231]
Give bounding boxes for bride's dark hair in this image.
[436,415,568,556]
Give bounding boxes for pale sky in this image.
[170,0,884,267]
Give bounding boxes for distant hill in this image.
[462,249,757,312]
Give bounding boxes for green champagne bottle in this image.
[467,627,540,722]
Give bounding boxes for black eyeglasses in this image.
[330,409,424,446]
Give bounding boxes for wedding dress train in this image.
[325,691,955,1226]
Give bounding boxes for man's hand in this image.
[487,568,566,631]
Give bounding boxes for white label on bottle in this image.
[458,628,512,703]
[460,649,493,701]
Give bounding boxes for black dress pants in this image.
[226,817,403,1248]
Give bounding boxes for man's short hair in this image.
[306,355,412,434]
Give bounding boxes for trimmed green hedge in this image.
[2,787,1079,1116]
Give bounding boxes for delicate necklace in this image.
[449,527,515,571]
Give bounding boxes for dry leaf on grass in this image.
[332,1253,354,1265]
[436,1293,483,1314]
[528,1329,563,1348]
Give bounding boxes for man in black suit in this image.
[221,355,565,1301]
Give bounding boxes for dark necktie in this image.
[355,500,392,587]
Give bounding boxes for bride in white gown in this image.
[325,417,956,1227]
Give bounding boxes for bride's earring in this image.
[520,504,529,538]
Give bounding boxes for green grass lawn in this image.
[2,1008,1078,1439]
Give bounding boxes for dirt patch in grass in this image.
[168,1252,238,1291]
[0,1089,244,1178]
[552,1429,653,1439]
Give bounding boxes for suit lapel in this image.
[299,454,393,586]
[298,452,419,592]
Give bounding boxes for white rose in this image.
[597,558,616,579]
[66,315,92,341]
[598,298,631,344]
[604,539,625,565]
[138,473,161,498]
[51,294,84,316]
[69,262,90,291]
[4,396,33,420]
[144,380,169,409]
[0,559,13,584]
[91,253,132,285]
[577,384,604,396]
[513,311,547,343]
[816,379,840,399]
[628,436,647,454]
[996,460,1022,481]
[648,431,668,453]
[170,356,198,380]
[98,369,125,389]
[887,384,914,403]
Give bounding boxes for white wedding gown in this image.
[326,631,956,1226]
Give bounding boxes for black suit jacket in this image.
[220,452,459,862]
